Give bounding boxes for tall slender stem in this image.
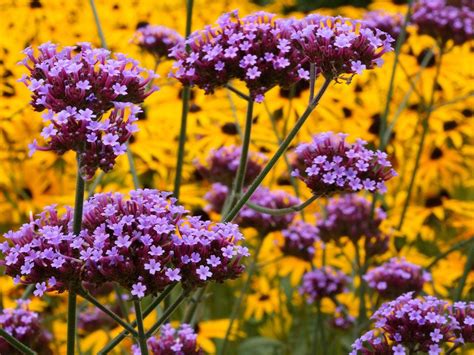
[173,0,194,200]
[182,287,206,324]
[68,158,85,355]
[0,328,36,355]
[98,284,176,354]
[88,0,107,48]
[397,47,443,231]
[127,144,140,189]
[355,243,367,322]
[223,78,332,223]
[134,300,149,355]
[309,63,316,103]
[233,98,254,195]
[220,238,264,355]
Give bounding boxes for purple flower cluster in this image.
[79,189,247,296]
[204,183,299,236]
[363,10,406,43]
[171,10,305,102]
[196,145,267,187]
[299,266,349,303]
[19,42,156,179]
[0,189,248,299]
[292,132,397,195]
[293,15,394,80]
[133,24,184,60]
[350,292,468,354]
[132,323,203,355]
[451,301,474,343]
[364,258,431,298]
[29,103,141,179]
[0,302,52,355]
[19,42,156,114]
[0,205,81,294]
[412,0,474,46]
[280,221,320,261]
[172,217,248,290]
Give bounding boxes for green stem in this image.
[355,243,367,322]
[233,98,254,195]
[98,284,176,354]
[79,290,138,336]
[88,0,107,48]
[223,78,332,223]
[264,102,303,219]
[67,158,85,355]
[397,48,444,231]
[145,291,188,337]
[220,238,264,355]
[454,243,474,301]
[0,328,36,355]
[173,0,194,200]
[134,300,149,355]
[126,144,140,189]
[226,85,251,101]
[20,284,35,301]
[87,171,104,197]
[309,63,316,103]
[246,194,319,216]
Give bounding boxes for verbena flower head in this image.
[133,24,184,60]
[132,323,203,354]
[171,10,304,102]
[0,302,52,355]
[205,183,299,235]
[29,102,141,180]
[80,189,247,298]
[280,221,321,261]
[196,145,267,187]
[351,293,459,354]
[293,15,394,81]
[79,189,183,297]
[19,42,156,114]
[363,10,406,43]
[292,132,397,195]
[450,301,474,344]
[412,0,474,46]
[171,216,247,290]
[364,258,431,298]
[316,194,389,258]
[0,205,82,294]
[300,266,349,303]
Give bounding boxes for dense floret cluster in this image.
[292,132,396,195]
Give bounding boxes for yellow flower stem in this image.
[223,77,332,223]
[426,237,474,270]
[220,237,264,355]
